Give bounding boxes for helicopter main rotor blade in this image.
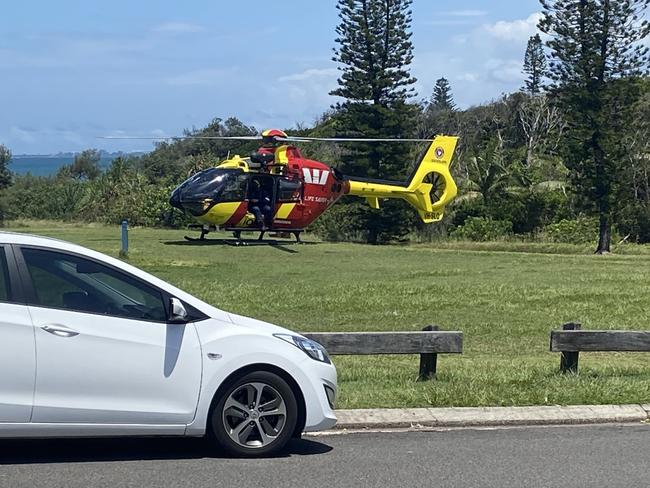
[99,135,435,143]
[99,135,263,140]
[281,136,434,143]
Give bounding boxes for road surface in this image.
[0,424,648,487]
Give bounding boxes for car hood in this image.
[227,312,301,337]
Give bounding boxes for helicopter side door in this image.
[274,177,304,226]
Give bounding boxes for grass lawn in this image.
[5,220,650,409]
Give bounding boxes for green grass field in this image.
[6,220,650,409]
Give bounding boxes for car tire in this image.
[210,371,298,457]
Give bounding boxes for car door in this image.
[0,245,36,423]
[16,246,202,426]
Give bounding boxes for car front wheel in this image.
[210,371,298,457]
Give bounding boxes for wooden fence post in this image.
[418,325,439,381]
[559,322,582,373]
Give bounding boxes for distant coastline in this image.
[10,152,146,176]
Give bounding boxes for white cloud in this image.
[10,127,36,144]
[152,22,206,34]
[445,10,488,17]
[278,68,338,82]
[484,13,542,42]
[456,73,479,82]
[164,68,232,86]
[485,59,525,84]
[427,19,477,26]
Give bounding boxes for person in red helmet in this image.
[261,129,288,145]
[250,129,288,172]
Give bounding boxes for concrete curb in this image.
[334,404,650,430]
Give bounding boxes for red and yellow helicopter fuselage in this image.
[170,135,459,238]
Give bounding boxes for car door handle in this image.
[41,324,80,338]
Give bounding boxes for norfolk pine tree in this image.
[430,77,456,111]
[540,0,650,253]
[523,34,547,95]
[330,0,419,243]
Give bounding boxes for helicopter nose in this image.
[169,187,183,210]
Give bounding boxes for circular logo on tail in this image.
[435,147,445,160]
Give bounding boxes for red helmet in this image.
[261,129,288,146]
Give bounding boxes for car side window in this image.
[21,248,167,322]
[0,248,12,303]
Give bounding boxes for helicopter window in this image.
[177,168,246,202]
[219,174,248,202]
[277,178,302,203]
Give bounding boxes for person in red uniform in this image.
[250,129,288,172]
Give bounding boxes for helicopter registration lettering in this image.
[424,211,443,220]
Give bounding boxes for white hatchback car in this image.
[0,232,337,456]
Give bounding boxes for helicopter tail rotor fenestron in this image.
[345,135,459,223]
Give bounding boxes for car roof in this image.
[0,231,87,251]
[0,230,231,322]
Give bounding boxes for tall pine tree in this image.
[430,77,456,111]
[330,0,419,243]
[522,34,547,95]
[540,0,650,253]
[331,0,416,106]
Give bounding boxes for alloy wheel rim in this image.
[222,382,287,449]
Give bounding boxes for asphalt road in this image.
[0,424,649,488]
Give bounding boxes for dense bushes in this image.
[451,217,512,241]
[0,158,187,227]
[544,217,602,244]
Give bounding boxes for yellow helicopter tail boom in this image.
[346,135,459,223]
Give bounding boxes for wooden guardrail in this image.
[303,325,463,380]
[550,322,650,373]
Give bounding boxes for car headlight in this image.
[274,334,331,364]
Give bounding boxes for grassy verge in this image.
[6,220,650,409]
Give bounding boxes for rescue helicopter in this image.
[109,129,459,243]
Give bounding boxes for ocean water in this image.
[10,156,115,177]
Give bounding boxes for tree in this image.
[522,34,547,95]
[58,149,102,180]
[0,145,12,190]
[330,0,419,243]
[331,0,416,106]
[540,0,650,253]
[517,93,565,164]
[0,144,12,225]
[430,77,456,111]
[140,117,258,183]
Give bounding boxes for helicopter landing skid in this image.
[228,228,304,245]
[184,225,211,242]
[183,226,306,245]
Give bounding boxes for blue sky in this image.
[1,0,543,154]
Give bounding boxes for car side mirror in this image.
[169,297,188,323]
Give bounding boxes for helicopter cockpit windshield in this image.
[170,168,247,216]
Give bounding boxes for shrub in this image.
[615,203,650,244]
[451,216,512,241]
[544,216,602,244]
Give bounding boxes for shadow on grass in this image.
[0,437,332,465]
[163,238,320,254]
